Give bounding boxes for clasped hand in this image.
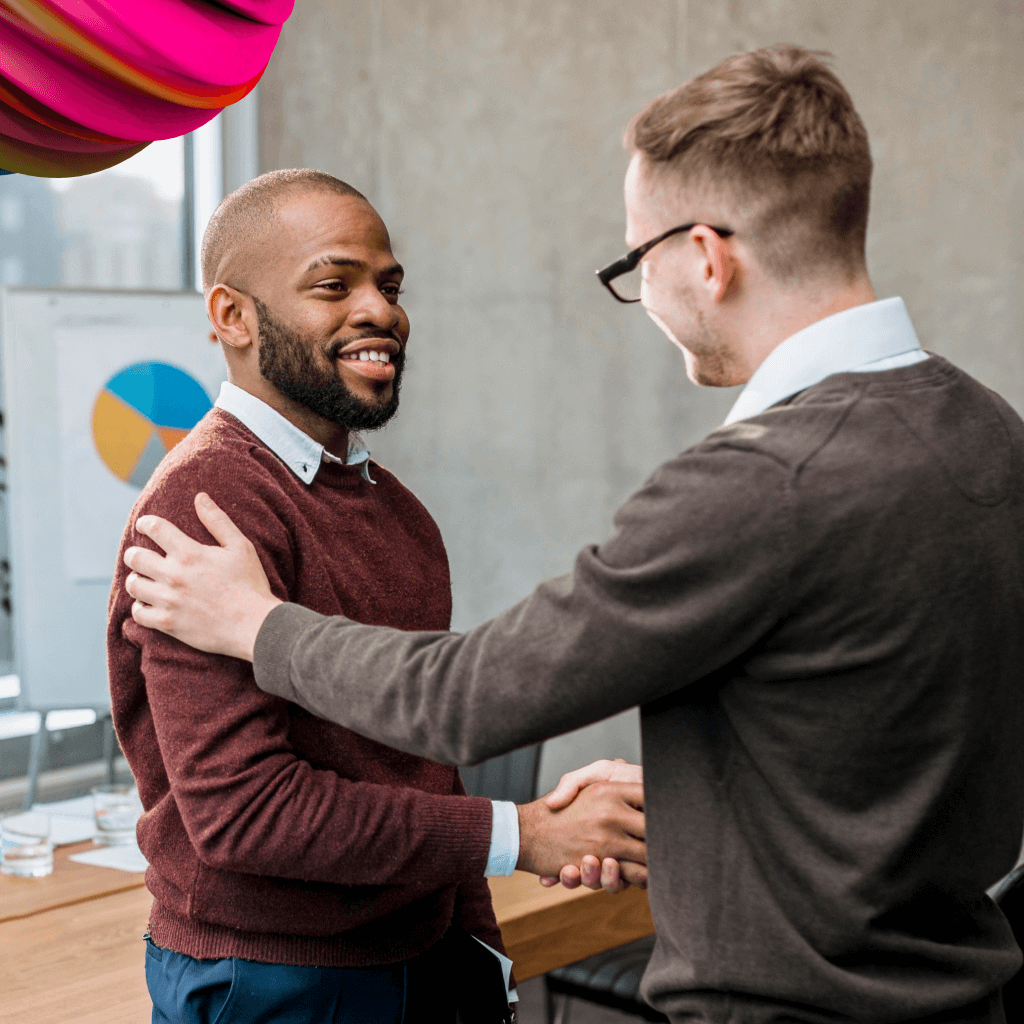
[524,759,646,893]
[124,495,647,894]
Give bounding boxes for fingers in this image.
[619,861,648,889]
[122,546,170,582]
[543,759,623,810]
[130,599,170,634]
[134,514,194,555]
[194,493,248,549]
[577,855,602,890]
[558,864,582,889]
[538,875,559,887]
[554,857,641,894]
[600,858,629,894]
[124,572,162,606]
[614,781,645,812]
[542,775,585,811]
[578,779,646,837]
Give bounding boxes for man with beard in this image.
[106,169,647,1024]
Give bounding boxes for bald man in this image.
[107,170,646,1024]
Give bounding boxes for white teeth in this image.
[341,349,392,364]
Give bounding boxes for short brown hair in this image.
[626,46,872,282]
[201,169,366,294]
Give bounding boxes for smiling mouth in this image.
[336,346,398,382]
[341,348,392,365]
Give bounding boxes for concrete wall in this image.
[260,1,1024,791]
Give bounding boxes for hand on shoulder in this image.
[124,493,281,661]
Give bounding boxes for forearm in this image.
[254,547,701,765]
[138,637,493,886]
[179,762,494,886]
[253,574,647,766]
[251,451,792,764]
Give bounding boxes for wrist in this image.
[514,799,546,876]
[241,595,283,662]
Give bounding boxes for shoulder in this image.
[601,425,796,575]
[114,410,299,592]
[601,391,866,569]
[134,410,296,523]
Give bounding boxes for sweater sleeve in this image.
[253,443,796,764]
[120,457,493,886]
[449,772,508,953]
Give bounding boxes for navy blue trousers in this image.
[145,939,408,1024]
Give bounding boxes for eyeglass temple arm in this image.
[596,254,638,286]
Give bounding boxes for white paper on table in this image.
[47,816,97,845]
[69,843,148,873]
[31,796,98,846]
[2,809,93,844]
[32,795,95,819]
[472,935,516,1002]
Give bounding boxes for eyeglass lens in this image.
[609,264,644,302]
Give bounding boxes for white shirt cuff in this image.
[484,799,519,877]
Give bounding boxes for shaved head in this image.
[200,169,367,295]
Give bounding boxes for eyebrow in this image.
[305,254,404,277]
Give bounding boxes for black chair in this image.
[992,862,1024,1020]
[459,744,542,805]
[463,747,666,1021]
[544,933,667,1023]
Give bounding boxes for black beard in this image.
[254,297,402,431]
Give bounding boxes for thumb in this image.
[543,780,580,811]
[543,759,625,810]
[194,493,247,549]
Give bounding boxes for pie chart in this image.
[92,362,212,489]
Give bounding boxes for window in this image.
[1,137,187,292]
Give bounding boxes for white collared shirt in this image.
[724,296,930,426]
[213,381,520,880]
[215,382,376,483]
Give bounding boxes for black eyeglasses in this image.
[596,222,735,303]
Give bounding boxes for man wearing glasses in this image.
[125,46,1024,1022]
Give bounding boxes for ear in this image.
[207,284,256,352]
[690,226,736,304]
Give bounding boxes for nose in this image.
[348,283,400,333]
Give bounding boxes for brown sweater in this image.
[107,408,502,967]
[253,357,1024,1022]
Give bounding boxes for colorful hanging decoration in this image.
[0,0,294,177]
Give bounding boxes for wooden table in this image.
[0,841,147,924]
[0,850,654,1023]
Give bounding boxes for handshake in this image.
[515,758,645,894]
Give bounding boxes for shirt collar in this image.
[215,381,375,485]
[723,296,923,425]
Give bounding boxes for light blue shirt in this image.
[724,296,929,425]
[214,382,520,879]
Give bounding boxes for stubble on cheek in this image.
[646,303,740,387]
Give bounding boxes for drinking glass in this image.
[91,784,142,846]
[1,812,54,877]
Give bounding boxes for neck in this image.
[228,370,349,457]
[735,275,877,381]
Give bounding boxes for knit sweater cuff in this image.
[254,601,331,702]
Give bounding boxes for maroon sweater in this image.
[107,408,501,966]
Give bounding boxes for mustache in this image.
[329,330,404,361]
